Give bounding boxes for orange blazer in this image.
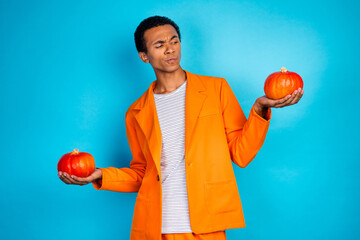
[93,69,271,240]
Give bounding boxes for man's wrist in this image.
[94,168,103,181]
[254,102,270,120]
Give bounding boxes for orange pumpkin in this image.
[264,67,303,100]
[57,149,95,178]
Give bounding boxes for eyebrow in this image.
[153,35,178,45]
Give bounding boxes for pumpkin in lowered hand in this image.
[57,149,95,178]
[264,67,303,100]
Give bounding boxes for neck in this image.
[153,67,187,94]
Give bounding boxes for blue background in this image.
[1,0,359,239]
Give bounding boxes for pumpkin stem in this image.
[71,149,80,155]
[280,67,287,73]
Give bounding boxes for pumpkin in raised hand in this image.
[264,67,303,100]
[57,149,95,178]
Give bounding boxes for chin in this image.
[158,64,181,73]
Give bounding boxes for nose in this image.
[164,43,175,54]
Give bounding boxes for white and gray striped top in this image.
[153,79,192,234]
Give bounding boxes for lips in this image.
[165,57,177,63]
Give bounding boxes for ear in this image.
[139,52,149,63]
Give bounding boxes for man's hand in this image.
[254,87,304,119]
[58,168,102,186]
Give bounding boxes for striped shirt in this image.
[153,79,192,234]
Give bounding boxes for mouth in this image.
[165,57,177,64]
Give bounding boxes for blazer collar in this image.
[131,69,207,175]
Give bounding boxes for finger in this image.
[296,89,304,102]
[275,87,303,108]
[290,88,304,105]
[70,175,90,186]
[62,172,75,184]
[274,94,292,106]
[288,89,301,105]
[274,94,295,108]
[58,171,90,186]
[60,172,82,185]
[58,172,72,184]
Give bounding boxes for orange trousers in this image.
[161,231,226,240]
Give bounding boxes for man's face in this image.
[139,24,181,73]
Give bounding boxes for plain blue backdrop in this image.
[1,0,359,239]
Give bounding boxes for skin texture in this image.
[58,23,303,185]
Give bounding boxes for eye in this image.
[171,41,178,44]
[155,45,163,48]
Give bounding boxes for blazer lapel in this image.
[131,69,207,175]
[184,70,207,157]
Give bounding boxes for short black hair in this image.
[134,16,181,53]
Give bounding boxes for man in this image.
[58,16,303,240]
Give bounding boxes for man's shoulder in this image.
[188,71,226,92]
[125,90,147,114]
[126,100,139,113]
[189,71,225,82]
[125,79,156,116]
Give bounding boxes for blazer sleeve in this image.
[92,110,147,192]
[220,78,271,168]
